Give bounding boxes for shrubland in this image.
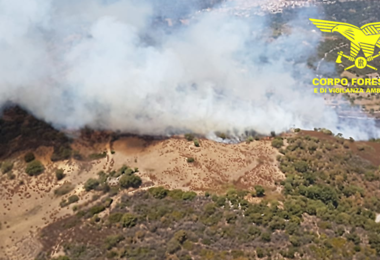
[35,133,380,259]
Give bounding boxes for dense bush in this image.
[51,146,72,162]
[104,234,124,250]
[108,212,123,223]
[121,213,137,228]
[149,187,168,199]
[119,174,142,189]
[60,195,79,208]
[184,133,194,141]
[89,205,106,216]
[56,169,65,180]
[84,178,100,191]
[1,161,13,174]
[88,152,107,160]
[182,191,197,201]
[254,185,265,197]
[24,152,35,162]
[54,183,75,196]
[25,160,45,176]
[271,138,284,148]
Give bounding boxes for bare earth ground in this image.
[0,136,283,260]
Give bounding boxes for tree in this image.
[119,174,142,189]
[25,160,45,176]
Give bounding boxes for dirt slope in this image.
[0,136,283,260]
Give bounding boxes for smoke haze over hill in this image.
[0,0,378,139]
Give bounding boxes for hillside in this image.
[2,109,380,259]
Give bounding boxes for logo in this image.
[310,19,380,71]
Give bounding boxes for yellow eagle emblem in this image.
[310,19,380,71]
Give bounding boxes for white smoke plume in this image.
[0,0,377,140]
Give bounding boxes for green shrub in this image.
[261,232,271,242]
[105,251,118,258]
[84,178,99,191]
[1,161,13,174]
[51,146,72,161]
[246,136,254,143]
[56,169,65,180]
[256,247,265,258]
[108,212,123,223]
[89,205,106,216]
[88,152,107,160]
[294,161,308,173]
[216,132,227,139]
[103,198,113,208]
[254,185,265,197]
[97,171,108,183]
[248,226,262,237]
[121,213,137,227]
[25,160,44,176]
[68,195,79,204]
[272,138,284,148]
[194,139,200,147]
[119,174,142,189]
[24,152,35,162]
[182,191,197,201]
[184,133,194,141]
[321,128,333,135]
[60,195,79,207]
[54,183,75,196]
[168,189,184,200]
[124,168,134,176]
[7,172,15,180]
[173,230,187,244]
[187,157,195,163]
[166,239,181,254]
[51,256,71,260]
[73,151,83,160]
[149,187,168,199]
[104,234,124,250]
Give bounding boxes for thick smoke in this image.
[0,0,377,139]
